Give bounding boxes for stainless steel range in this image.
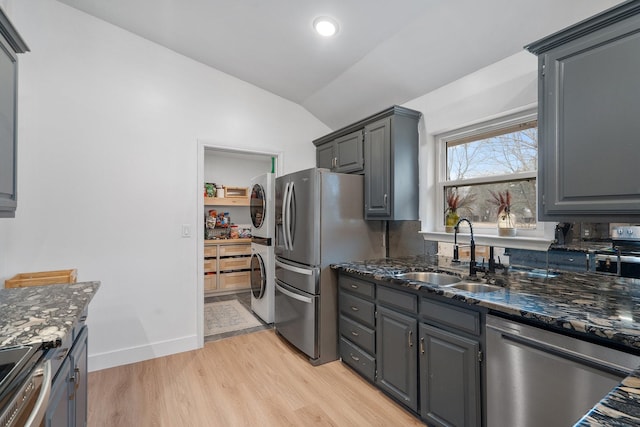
[595,225,640,278]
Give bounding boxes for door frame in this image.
[196,139,283,346]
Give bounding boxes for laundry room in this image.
[202,148,277,342]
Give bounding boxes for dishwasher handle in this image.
[498,330,630,378]
[25,359,52,427]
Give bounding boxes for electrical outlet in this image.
[181,224,191,238]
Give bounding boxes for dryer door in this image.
[250,252,266,299]
[250,183,266,230]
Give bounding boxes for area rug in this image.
[204,300,262,336]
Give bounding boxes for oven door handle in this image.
[25,359,52,427]
[276,283,313,304]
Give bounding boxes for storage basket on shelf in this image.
[4,269,77,288]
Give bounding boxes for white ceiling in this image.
[55,0,622,130]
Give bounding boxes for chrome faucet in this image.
[453,218,477,276]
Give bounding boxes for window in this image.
[436,110,539,236]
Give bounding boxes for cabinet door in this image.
[334,130,364,173]
[364,117,391,218]
[70,326,88,427]
[376,305,418,412]
[316,142,334,170]
[0,36,18,218]
[44,357,72,427]
[538,14,640,220]
[419,323,480,427]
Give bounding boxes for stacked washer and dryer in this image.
[249,173,275,323]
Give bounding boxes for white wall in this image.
[403,51,539,233]
[1,0,329,371]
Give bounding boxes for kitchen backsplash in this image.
[388,221,437,257]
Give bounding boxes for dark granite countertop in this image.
[331,255,640,426]
[0,281,100,349]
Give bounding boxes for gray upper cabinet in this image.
[364,109,420,220]
[315,130,364,173]
[313,106,420,220]
[0,10,28,218]
[526,2,640,221]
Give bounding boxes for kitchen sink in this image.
[395,272,462,286]
[446,282,503,293]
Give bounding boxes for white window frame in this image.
[422,108,556,250]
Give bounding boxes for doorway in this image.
[196,141,283,346]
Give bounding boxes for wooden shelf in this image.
[204,197,249,206]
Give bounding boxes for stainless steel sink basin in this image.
[446,282,503,293]
[395,272,462,286]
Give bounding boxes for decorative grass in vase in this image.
[489,190,516,236]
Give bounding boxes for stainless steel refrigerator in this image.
[274,168,384,365]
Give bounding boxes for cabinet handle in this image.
[420,337,425,354]
[384,193,388,206]
[69,367,81,400]
[351,306,359,312]
[350,354,360,362]
[408,330,413,347]
[350,284,358,289]
[351,330,359,337]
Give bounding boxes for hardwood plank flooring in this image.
[88,329,425,426]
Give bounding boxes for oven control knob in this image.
[628,229,635,236]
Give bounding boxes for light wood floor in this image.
[88,329,425,426]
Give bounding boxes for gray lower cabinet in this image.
[419,297,482,427]
[338,275,376,381]
[376,304,418,412]
[338,272,484,425]
[419,324,480,427]
[0,9,28,218]
[45,325,89,427]
[315,130,364,173]
[526,3,640,221]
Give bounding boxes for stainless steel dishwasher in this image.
[486,315,640,427]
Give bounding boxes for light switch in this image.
[182,224,191,238]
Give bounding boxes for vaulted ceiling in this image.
[56,0,622,129]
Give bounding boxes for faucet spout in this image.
[453,218,477,276]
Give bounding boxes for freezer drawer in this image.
[275,258,319,294]
[275,279,318,359]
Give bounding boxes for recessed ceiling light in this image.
[313,16,339,37]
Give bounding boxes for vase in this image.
[445,210,459,233]
[498,211,516,237]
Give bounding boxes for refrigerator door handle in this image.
[282,182,291,250]
[275,260,313,276]
[276,283,313,304]
[286,181,295,249]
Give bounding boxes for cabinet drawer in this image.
[340,337,375,382]
[340,315,375,354]
[204,274,217,291]
[219,256,251,271]
[219,244,251,257]
[219,271,250,290]
[340,292,375,328]
[203,259,217,273]
[420,298,480,336]
[339,275,374,300]
[377,285,417,314]
[204,245,217,257]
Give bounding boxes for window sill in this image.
[420,231,554,251]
